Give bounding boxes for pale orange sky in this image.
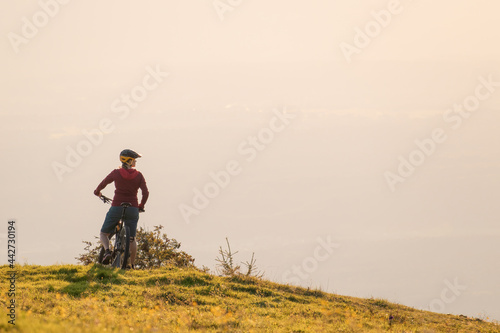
[1,0,499,321]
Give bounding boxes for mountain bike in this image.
[97,195,132,269]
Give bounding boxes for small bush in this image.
[215,238,264,278]
[76,225,194,269]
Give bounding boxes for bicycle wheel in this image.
[119,224,131,269]
[111,224,130,269]
[98,246,105,264]
[111,228,123,268]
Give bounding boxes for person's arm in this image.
[94,171,115,197]
[138,174,149,210]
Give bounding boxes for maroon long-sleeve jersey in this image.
[94,168,149,208]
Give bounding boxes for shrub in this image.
[215,238,263,278]
[76,225,194,268]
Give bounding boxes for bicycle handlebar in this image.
[99,195,112,204]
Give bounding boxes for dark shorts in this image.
[100,206,139,237]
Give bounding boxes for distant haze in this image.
[1,0,499,321]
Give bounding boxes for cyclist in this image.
[94,149,149,268]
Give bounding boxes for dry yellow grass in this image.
[0,264,499,332]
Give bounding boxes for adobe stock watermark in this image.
[7,0,71,54]
[339,0,410,64]
[385,74,500,192]
[52,65,169,182]
[281,235,340,285]
[179,108,296,224]
[428,278,466,313]
[213,0,243,21]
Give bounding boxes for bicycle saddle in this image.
[120,202,132,207]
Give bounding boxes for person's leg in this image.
[124,207,139,267]
[100,232,111,250]
[130,237,137,265]
[100,207,122,250]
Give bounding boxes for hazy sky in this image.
[1,0,499,321]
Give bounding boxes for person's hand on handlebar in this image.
[98,194,112,204]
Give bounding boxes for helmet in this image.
[120,149,142,164]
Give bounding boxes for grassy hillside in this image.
[0,265,499,332]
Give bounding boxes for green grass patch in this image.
[0,264,499,332]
